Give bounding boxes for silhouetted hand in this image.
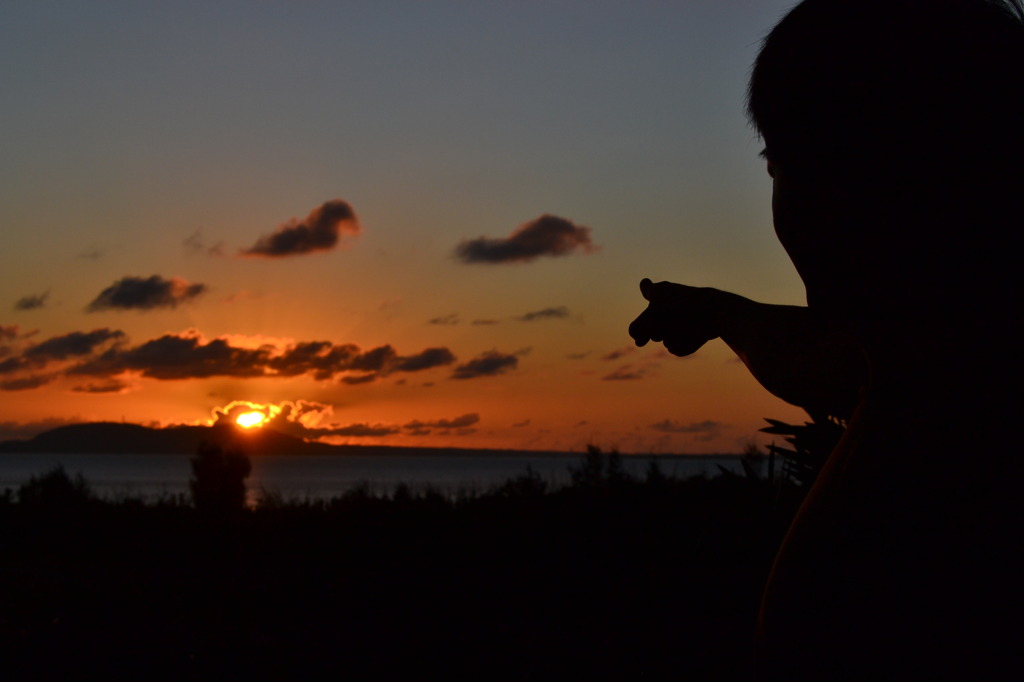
[629,278,721,356]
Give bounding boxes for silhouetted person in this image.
[629,1,1023,679]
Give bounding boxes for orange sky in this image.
[0,1,808,454]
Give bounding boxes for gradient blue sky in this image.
[1,0,807,453]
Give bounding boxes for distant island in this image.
[0,421,737,458]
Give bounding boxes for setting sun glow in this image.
[236,411,266,428]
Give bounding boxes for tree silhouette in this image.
[189,441,251,512]
[17,465,93,511]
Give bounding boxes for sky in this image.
[0,0,808,454]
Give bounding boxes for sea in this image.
[0,452,749,503]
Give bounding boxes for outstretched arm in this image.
[629,279,866,420]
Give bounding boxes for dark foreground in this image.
[0,463,799,681]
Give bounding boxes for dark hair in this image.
[747,0,1023,174]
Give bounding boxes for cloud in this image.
[86,275,207,312]
[347,345,398,373]
[340,374,379,385]
[0,325,20,342]
[403,413,480,431]
[601,346,635,361]
[566,351,591,360]
[72,332,271,380]
[268,341,361,379]
[66,331,455,385]
[183,229,225,257]
[471,319,500,326]
[516,306,569,322]
[330,423,401,437]
[0,357,28,375]
[14,291,49,311]
[451,350,519,379]
[241,199,359,257]
[512,419,531,428]
[211,400,401,440]
[601,364,653,381]
[25,329,125,362]
[0,329,124,380]
[261,341,453,381]
[71,379,132,394]
[454,214,598,264]
[428,313,460,326]
[2,327,456,390]
[650,419,724,438]
[0,374,54,391]
[394,347,457,372]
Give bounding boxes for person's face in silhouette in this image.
[767,149,864,315]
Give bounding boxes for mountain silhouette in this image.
[0,422,340,456]
[0,422,577,458]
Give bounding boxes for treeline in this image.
[0,444,808,681]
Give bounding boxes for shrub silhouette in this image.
[490,465,548,499]
[17,465,93,510]
[189,441,252,512]
[569,444,628,488]
[740,441,767,480]
[760,416,845,488]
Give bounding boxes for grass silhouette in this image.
[0,445,805,680]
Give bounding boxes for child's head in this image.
[748,0,1022,174]
[746,0,1022,318]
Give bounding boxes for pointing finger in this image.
[639,278,654,300]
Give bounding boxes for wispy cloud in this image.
[14,290,49,311]
[330,423,401,437]
[0,329,125,384]
[601,348,663,380]
[0,375,54,391]
[428,313,460,326]
[240,199,359,257]
[394,347,457,372]
[25,329,125,362]
[451,350,519,379]
[455,214,597,264]
[402,413,480,434]
[601,346,635,361]
[602,364,652,381]
[183,229,225,257]
[516,306,569,322]
[71,379,133,394]
[86,275,207,312]
[650,419,724,441]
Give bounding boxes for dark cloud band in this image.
[241,199,359,257]
[86,276,207,312]
[14,291,49,311]
[451,350,518,379]
[455,214,597,264]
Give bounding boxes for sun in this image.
[236,411,266,428]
